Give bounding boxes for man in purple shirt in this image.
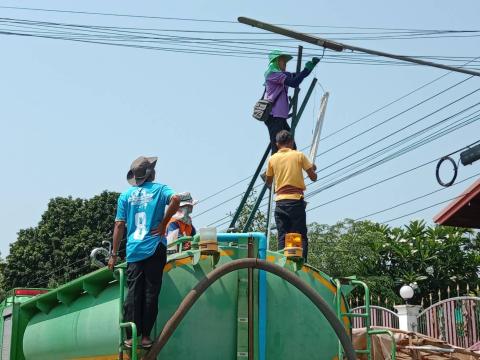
[264,50,319,153]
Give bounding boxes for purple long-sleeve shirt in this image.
[264,68,311,118]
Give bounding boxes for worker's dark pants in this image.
[124,243,167,338]
[275,199,308,261]
[265,116,297,154]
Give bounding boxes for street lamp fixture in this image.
[400,284,414,304]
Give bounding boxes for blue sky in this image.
[1,0,479,256]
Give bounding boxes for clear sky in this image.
[1,0,479,256]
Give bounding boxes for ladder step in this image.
[355,349,370,354]
[342,312,368,318]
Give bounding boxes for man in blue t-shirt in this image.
[108,156,180,349]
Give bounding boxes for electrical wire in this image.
[354,171,480,221]
[195,56,480,207]
[381,196,461,224]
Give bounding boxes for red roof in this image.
[433,178,480,228]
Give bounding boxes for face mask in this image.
[174,206,193,225]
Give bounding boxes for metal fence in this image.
[417,296,480,348]
[350,305,399,329]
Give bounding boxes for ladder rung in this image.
[355,349,369,354]
[342,312,368,318]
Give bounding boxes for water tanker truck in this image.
[0,232,383,360]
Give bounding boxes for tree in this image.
[227,190,268,233]
[307,219,401,304]
[3,191,119,290]
[381,220,480,303]
[306,219,480,305]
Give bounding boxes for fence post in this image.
[394,305,422,332]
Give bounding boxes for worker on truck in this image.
[264,50,319,154]
[108,156,180,349]
[166,192,197,253]
[266,130,317,261]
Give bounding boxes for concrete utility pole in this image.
[238,17,480,78]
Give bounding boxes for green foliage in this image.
[3,191,119,290]
[307,220,401,304]
[381,220,480,303]
[306,219,480,305]
[228,190,268,233]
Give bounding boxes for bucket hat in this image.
[126,156,157,186]
[268,49,293,64]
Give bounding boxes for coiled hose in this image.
[144,258,356,360]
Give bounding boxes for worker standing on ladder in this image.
[266,131,317,260]
[108,156,180,349]
[264,50,319,154]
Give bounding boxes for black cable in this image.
[435,157,459,187]
[205,110,480,227]
[206,109,480,228]
[312,77,474,164]
[355,172,480,221]
[381,196,461,224]
[0,6,238,23]
[196,57,480,207]
[310,90,480,190]
[306,110,480,200]
[308,105,480,192]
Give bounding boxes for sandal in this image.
[123,340,133,349]
[141,341,153,349]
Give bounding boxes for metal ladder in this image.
[334,277,396,360]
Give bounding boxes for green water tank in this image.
[20,234,349,360]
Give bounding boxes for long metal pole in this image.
[265,181,274,248]
[229,144,271,230]
[247,236,254,360]
[290,46,303,122]
[309,92,329,163]
[291,78,317,134]
[238,17,480,77]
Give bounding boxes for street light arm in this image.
[238,17,480,78]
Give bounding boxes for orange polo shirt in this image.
[266,148,313,201]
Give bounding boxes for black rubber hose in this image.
[436,156,458,187]
[144,258,356,360]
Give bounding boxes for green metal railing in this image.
[335,278,396,360]
[115,268,138,360]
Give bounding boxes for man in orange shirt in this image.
[266,130,317,260]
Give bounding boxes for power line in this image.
[0,6,238,23]
[355,172,480,221]
[381,196,461,224]
[311,77,474,165]
[1,18,480,64]
[310,89,480,187]
[208,128,480,229]
[198,97,480,223]
[202,100,480,228]
[195,56,480,207]
[3,5,480,37]
[306,109,480,200]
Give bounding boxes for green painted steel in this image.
[17,242,349,360]
[264,252,348,360]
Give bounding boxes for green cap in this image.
[268,50,293,64]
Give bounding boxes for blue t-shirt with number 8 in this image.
[116,182,175,262]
